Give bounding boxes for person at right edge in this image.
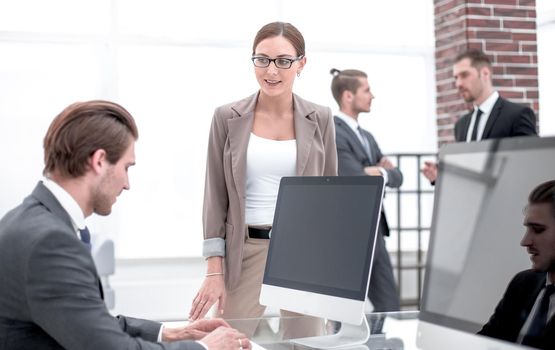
[479,180,555,349]
[330,68,402,313]
[422,49,537,184]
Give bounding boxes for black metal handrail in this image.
[385,152,437,309]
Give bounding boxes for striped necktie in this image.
[522,284,555,347]
[358,126,373,163]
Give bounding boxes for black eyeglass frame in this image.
[251,55,304,69]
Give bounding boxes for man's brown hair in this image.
[528,180,555,219]
[330,68,368,107]
[455,49,493,72]
[43,100,138,178]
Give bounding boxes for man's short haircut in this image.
[330,68,368,106]
[43,100,138,178]
[528,180,555,219]
[455,48,493,72]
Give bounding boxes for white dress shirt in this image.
[43,177,86,235]
[465,91,499,142]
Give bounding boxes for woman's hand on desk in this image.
[162,318,231,341]
[189,274,226,320]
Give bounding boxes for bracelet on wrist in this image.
[206,272,224,277]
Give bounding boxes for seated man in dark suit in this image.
[0,101,250,350]
[479,180,555,349]
[422,49,537,183]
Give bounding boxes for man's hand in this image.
[201,326,251,350]
[162,318,231,341]
[377,157,394,169]
[364,166,383,176]
[421,161,438,183]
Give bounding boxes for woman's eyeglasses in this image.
[251,55,304,69]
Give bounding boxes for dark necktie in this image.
[470,108,483,141]
[358,126,373,163]
[522,284,555,347]
[79,226,92,251]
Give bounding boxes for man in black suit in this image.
[422,49,537,183]
[330,68,403,312]
[0,101,249,350]
[479,180,555,349]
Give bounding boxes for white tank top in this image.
[245,133,297,225]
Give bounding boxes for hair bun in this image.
[330,68,341,76]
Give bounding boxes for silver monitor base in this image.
[291,316,370,349]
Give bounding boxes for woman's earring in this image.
[297,71,301,77]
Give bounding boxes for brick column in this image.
[434,0,539,144]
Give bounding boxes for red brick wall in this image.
[434,0,539,144]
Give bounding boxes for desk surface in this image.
[224,311,419,350]
[166,311,534,349]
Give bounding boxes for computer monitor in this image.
[418,136,555,350]
[259,176,385,347]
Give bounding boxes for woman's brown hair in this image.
[252,22,305,57]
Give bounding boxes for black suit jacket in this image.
[454,96,537,142]
[0,182,202,350]
[334,116,403,236]
[479,270,555,349]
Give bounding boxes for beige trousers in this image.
[217,236,324,338]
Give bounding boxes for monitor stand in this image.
[291,316,370,349]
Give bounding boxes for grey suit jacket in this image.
[203,92,338,291]
[334,116,403,236]
[454,96,537,142]
[0,182,202,350]
[334,116,402,187]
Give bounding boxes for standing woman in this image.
[189,22,337,322]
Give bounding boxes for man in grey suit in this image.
[422,49,537,183]
[0,101,249,350]
[330,68,403,312]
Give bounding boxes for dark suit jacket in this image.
[454,96,537,142]
[0,182,202,350]
[334,116,403,236]
[479,270,555,349]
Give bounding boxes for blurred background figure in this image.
[330,68,402,312]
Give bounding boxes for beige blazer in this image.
[202,91,338,290]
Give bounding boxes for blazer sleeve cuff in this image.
[202,238,225,258]
[116,315,162,342]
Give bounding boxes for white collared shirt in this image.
[465,91,499,142]
[335,111,366,146]
[42,177,86,236]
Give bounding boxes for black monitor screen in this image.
[263,176,384,301]
[420,136,555,334]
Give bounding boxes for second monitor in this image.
[260,176,385,347]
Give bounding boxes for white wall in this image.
[2,0,554,320]
[0,0,436,261]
